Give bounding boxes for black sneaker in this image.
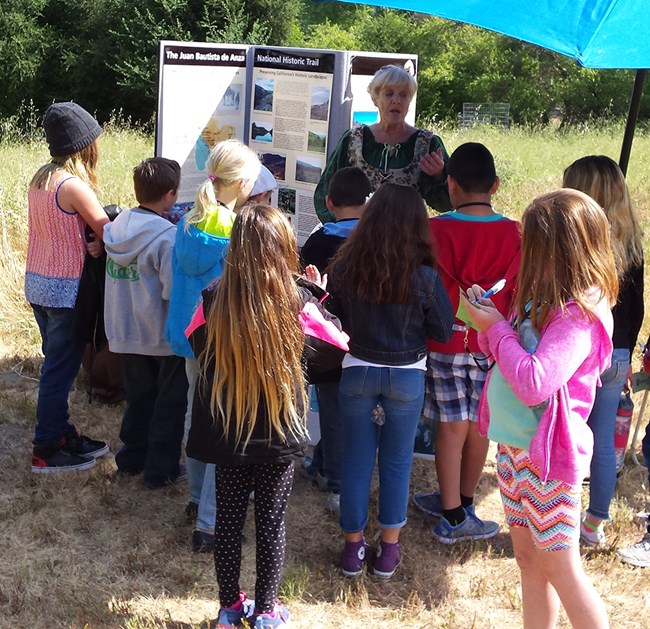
[191,529,215,553]
[144,463,187,489]
[185,501,199,522]
[64,429,109,459]
[32,439,96,474]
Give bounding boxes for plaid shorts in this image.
[497,444,581,551]
[423,351,487,423]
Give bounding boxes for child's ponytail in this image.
[188,176,220,228]
[185,139,260,229]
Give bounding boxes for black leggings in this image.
[214,461,294,613]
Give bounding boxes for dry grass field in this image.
[1,122,650,628]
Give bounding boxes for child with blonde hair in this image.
[186,204,311,628]
[28,102,110,473]
[165,139,261,547]
[462,189,617,628]
[563,155,644,547]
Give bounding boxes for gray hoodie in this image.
[103,207,177,356]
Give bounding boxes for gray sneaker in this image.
[616,533,650,567]
[433,509,500,544]
[413,491,443,517]
[413,492,480,520]
[325,492,340,513]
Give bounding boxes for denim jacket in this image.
[329,265,454,365]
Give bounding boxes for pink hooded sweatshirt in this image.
[477,298,613,484]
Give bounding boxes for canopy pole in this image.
[619,69,646,176]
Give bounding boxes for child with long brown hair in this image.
[563,155,644,547]
[186,204,309,628]
[165,139,260,549]
[462,189,617,628]
[327,182,455,579]
[28,102,111,473]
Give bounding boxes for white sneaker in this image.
[580,517,606,547]
[616,533,650,567]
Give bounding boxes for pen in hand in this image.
[471,279,506,305]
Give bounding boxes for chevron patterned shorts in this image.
[496,444,581,551]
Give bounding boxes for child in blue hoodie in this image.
[165,139,261,550]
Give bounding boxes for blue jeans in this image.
[586,348,630,520]
[183,358,217,532]
[184,359,203,503]
[311,382,342,492]
[31,304,86,445]
[339,366,424,532]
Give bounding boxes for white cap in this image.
[250,165,277,197]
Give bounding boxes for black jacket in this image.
[186,278,338,465]
[612,261,644,355]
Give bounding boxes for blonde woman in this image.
[27,102,110,473]
[186,205,310,628]
[165,139,260,551]
[314,64,452,222]
[563,155,644,547]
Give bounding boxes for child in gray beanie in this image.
[27,101,111,473]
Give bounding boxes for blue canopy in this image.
[323,0,650,69]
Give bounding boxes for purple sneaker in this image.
[373,540,402,579]
[341,538,368,577]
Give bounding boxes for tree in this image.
[0,0,647,126]
[109,0,303,123]
[0,0,52,119]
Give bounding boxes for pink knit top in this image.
[25,174,87,308]
[477,298,613,484]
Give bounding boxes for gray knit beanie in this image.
[43,102,102,157]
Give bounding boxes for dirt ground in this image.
[1,354,649,628]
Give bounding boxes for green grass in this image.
[0,124,152,354]
[2,122,650,354]
[1,122,650,627]
[437,123,650,229]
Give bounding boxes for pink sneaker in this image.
[252,602,290,628]
[215,591,254,627]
